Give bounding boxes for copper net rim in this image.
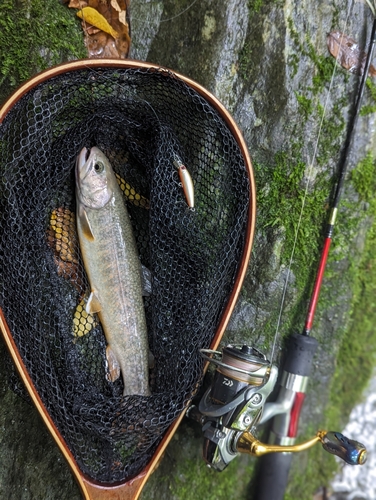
[0,59,256,497]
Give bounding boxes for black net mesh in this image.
[0,66,251,484]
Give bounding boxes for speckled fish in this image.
[75,146,150,396]
[327,31,376,76]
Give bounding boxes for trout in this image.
[75,146,150,396]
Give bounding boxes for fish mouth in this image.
[76,147,91,185]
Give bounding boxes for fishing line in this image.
[268,5,353,365]
[76,0,198,28]
[77,0,87,29]
[364,0,376,17]
[80,64,164,129]
[160,0,199,22]
[77,0,90,48]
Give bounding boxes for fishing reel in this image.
[187,344,367,471]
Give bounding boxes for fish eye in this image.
[94,161,104,173]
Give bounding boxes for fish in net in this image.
[0,61,255,488]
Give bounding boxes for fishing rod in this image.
[187,7,376,500]
[253,14,376,499]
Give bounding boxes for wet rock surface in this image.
[0,343,82,500]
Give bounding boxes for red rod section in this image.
[288,392,306,438]
[304,237,332,333]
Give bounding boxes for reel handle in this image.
[319,431,367,465]
[252,431,366,500]
[236,429,367,464]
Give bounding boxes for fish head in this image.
[76,147,116,209]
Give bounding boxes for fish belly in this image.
[78,197,150,396]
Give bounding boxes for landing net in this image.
[0,64,252,483]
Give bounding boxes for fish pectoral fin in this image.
[106,346,121,382]
[78,205,95,241]
[86,291,102,314]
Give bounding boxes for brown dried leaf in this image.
[68,0,88,8]
[67,0,131,59]
[88,0,131,57]
[111,0,122,12]
[114,34,131,59]
[327,31,376,77]
[118,10,127,26]
[84,24,101,36]
[85,31,119,58]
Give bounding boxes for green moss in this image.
[287,17,340,94]
[360,78,376,115]
[309,53,336,95]
[287,17,301,49]
[115,441,137,463]
[238,42,252,79]
[248,0,264,12]
[254,144,331,317]
[328,153,376,421]
[295,92,313,118]
[168,455,254,500]
[142,419,256,500]
[247,0,282,13]
[249,32,347,344]
[0,0,86,104]
[331,4,341,30]
[288,53,300,77]
[316,98,347,165]
[351,152,376,201]
[285,437,338,500]
[249,18,347,323]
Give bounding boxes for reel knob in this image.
[235,429,367,465]
[320,431,367,465]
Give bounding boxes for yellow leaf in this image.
[77,6,119,39]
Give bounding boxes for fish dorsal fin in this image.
[86,291,102,314]
[106,346,121,382]
[79,205,95,241]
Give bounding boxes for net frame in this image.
[0,59,256,499]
